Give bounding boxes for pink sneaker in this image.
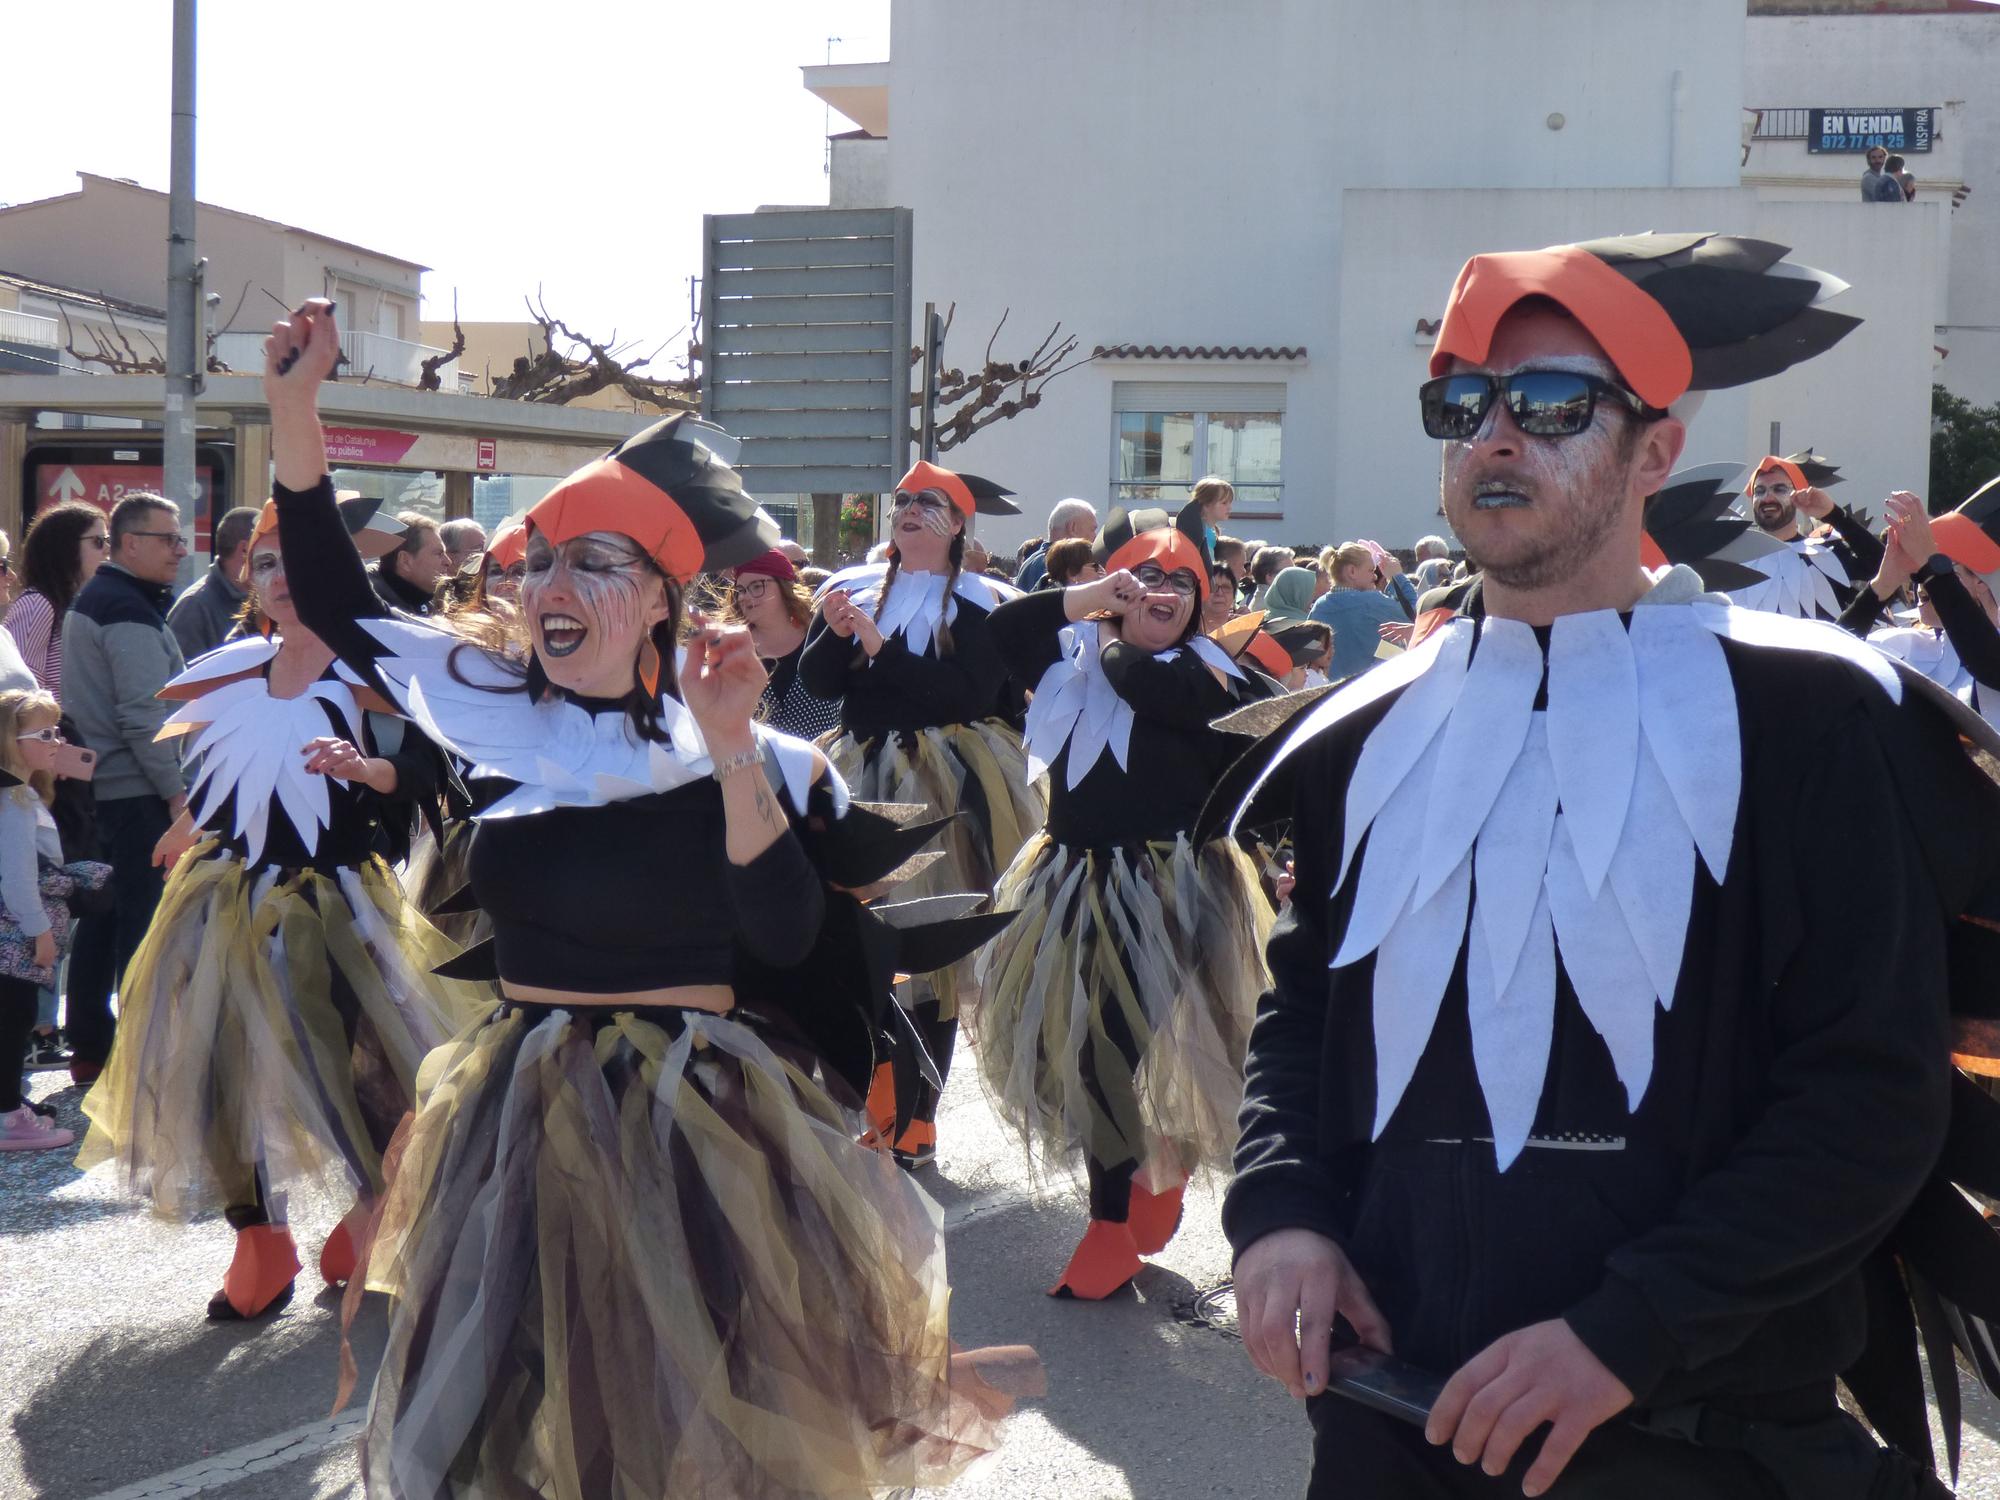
[0,1104,73,1151]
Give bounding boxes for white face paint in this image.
[890,489,963,570]
[1438,321,1644,592]
[521,530,669,697]
[248,540,297,631]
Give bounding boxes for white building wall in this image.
[1744,12,2000,407]
[879,0,1750,552]
[1336,189,1942,544]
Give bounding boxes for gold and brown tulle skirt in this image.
[77,843,478,1220]
[360,1001,1037,1500]
[969,833,1271,1187]
[821,718,1046,1019]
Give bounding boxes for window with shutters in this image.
[1110,381,1285,518]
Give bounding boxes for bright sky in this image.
[0,0,888,352]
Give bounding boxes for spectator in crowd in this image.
[1246,545,1292,610]
[1015,499,1099,590]
[1308,541,1411,683]
[1411,533,1454,592]
[1202,562,1241,633]
[1861,145,1904,203]
[371,512,448,616]
[438,518,487,574]
[1214,535,1249,597]
[1014,537,1045,576]
[60,492,189,1085]
[777,539,810,568]
[1182,476,1235,559]
[1259,564,1321,635]
[6,504,108,698]
[0,687,75,1152]
[1044,537,1102,590]
[166,505,259,662]
[727,549,843,742]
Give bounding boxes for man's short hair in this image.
[1250,544,1291,584]
[109,492,178,545]
[1414,534,1450,561]
[1047,498,1097,539]
[214,507,260,558]
[438,518,485,552]
[1885,154,1906,172]
[1214,535,1247,567]
[392,511,441,558]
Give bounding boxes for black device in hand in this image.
[1324,1346,1448,1428]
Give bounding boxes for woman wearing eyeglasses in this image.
[3,502,110,701]
[77,496,475,1324]
[801,461,1046,1166]
[728,548,842,740]
[974,512,1275,1297]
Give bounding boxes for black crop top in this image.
[990,588,1262,848]
[273,476,826,993]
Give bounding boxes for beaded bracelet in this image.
[711,747,763,782]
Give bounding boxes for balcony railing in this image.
[212,327,458,388]
[0,308,60,348]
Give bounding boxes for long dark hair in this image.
[20,502,104,616]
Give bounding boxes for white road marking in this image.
[80,1414,364,1500]
[77,1183,1037,1499]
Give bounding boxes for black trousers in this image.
[1307,1398,1784,1500]
[64,793,172,1066]
[1,973,38,1110]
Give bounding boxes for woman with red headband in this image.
[257,301,1025,1499]
[76,495,472,1324]
[728,547,841,740]
[973,509,1276,1297]
[801,461,1045,1165]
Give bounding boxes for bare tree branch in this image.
[418,290,466,392]
[904,309,1097,453]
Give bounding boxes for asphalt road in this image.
[6,1056,2000,1499]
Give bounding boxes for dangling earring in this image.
[638,637,661,698]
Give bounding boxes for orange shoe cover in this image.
[211,1225,301,1321]
[1048,1219,1143,1300]
[893,1115,937,1158]
[1126,1180,1187,1256]
[859,1062,898,1150]
[319,1203,370,1287]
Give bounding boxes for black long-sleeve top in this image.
[798,582,1009,740]
[1813,502,1887,593]
[991,588,1255,848]
[1223,630,2000,1408]
[274,475,823,991]
[1838,565,2000,696]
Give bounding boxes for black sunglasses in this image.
[1419,370,1667,441]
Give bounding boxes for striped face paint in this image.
[522,530,664,690]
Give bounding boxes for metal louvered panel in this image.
[702,207,912,496]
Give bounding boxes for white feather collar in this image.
[1726,534,1850,620]
[1240,593,1906,1170]
[1869,624,2000,732]
[352,618,839,821]
[815,562,1018,658]
[160,636,363,865]
[1024,624,1244,789]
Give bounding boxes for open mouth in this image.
[1472,484,1531,510]
[539,612,587,657]
[1145,599,1180,624]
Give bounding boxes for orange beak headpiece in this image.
[527,414,776,584]
[251,492,406,561]
[895,460,1020,519]
[1744,457,1810,497]
[1933,473,2000,576]
[1092,507,1209,600]
[1431,233,1860,407]
[486,520,528,572]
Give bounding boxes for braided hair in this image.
[872,531,966,657]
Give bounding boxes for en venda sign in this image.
[1807,108,1934,154]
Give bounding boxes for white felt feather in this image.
[1465,887,1557,1172]
[1412,618,1539,908]
[1545,610,1638,898]
[1628,608,1740,881]
[1546,815,1659,1111]
[1472,716,1560,999]
[1370,851,1471,1138]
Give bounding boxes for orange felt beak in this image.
[1934,513,2000,575]
[1745,458,1808,496]
[1430,245,1693,410]
[487,521,527,571]
[896,460,977,519]
[528,458,703,583]
[1640,532,1669,571]
[1105,528,1210,599]
[1243,630,1293,679]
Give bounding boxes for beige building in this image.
[0,173,450,385]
